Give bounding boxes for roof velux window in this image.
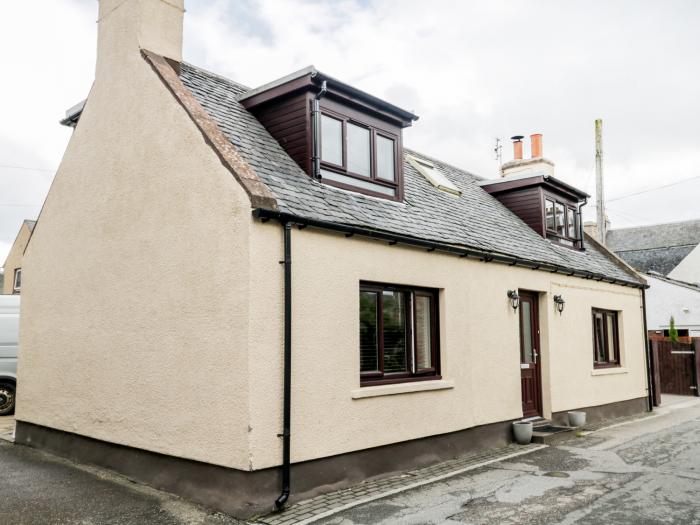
[319,110,400,199]
[545,197,579,247]
[408,156,461,196]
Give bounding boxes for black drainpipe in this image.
[275,222,293,510]
[642,288,654,411]
[311,80,328,179]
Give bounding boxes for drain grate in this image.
[533,425,570,434]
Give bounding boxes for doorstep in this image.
[253,443,546,525]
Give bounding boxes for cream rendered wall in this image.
[2,222,32,294]
[17,0,254,470]
[247,226,647,469]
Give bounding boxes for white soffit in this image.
[408,156,461,196]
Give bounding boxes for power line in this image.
[606,174,700,203]
[0,164,55,173]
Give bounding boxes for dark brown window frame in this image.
[318,102,402,201]
[360,282,440,386]
[544,193,581,249]
[592,308,620,368]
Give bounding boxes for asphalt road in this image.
[318,397,700,524]
[0,436,243,525]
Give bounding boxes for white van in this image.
[0,295,19,416]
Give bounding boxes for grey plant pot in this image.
[568,411,586,427]
[512,421,533,445]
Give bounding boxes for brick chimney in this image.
[501,133,555,178]
[96,0,184,80]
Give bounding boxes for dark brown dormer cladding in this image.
[239,68,417,201]
[480,175,588,250]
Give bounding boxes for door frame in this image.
[519,290,543,418]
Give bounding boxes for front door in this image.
[519,291,542,418]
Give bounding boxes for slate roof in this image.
[606,219,700,275]
[179,62,643,287]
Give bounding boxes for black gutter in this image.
[253,209,647,290]
[275,222,293,510]
[642,288,654,411]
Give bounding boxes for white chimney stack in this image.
[96,0,184,80]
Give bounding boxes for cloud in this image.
[1,0,698,262]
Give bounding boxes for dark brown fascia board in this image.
[239,66,418,128]
[480,174,589,202]
[142,50,278,210]
[253,208,648,289]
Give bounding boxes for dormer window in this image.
[545,197,579,247]
[319,108,400,198]
[239,66,417,202]
[479,134,588,250]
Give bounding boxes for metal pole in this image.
[595,119,605,244]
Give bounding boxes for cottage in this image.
[16,0,650,517]
[2,220,35,295]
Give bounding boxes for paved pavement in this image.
[2,397,700,524]
[314,396,700,524]
[0,414,14,441]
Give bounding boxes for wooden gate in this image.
[654,340,698,396]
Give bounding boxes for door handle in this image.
[533,350,538,364]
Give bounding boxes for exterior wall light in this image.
[507,290,520,311]
[553,294,565,315]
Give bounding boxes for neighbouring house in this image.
[2,220,36,295]
[645,272,700,340]
[16,0,650,518]
[603,219,700,285]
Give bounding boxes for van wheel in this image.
[0,383,15,416]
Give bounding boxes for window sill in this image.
[591,367,627,376]
[351,379,454,399]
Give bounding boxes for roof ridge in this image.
[609,217,700,233]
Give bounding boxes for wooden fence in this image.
[650,339,700,403]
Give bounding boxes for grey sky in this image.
[1,0,699,263]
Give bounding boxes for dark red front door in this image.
[519,291,542,418]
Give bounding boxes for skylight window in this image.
[408,156,461,196]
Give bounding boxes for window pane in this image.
[347,123,370,177]
[321,115,342,165]
[567,208,577,239]
[606,314,616,362]
[594,313,606,362]
[415,295,432,369]
[359,291,379,372]
[545,199,555,231]
[376,135,396,181]
[382,290,407,373]
[521,300,534,363]
[555,202,566,236]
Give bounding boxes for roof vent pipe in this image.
[531,133,542,158]
[511,136,524,160]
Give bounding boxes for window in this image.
[545,195,580,248]
[319,108,400,199]
[407,156,461,196]
[12,268,21,294]
[592,309,620,368]
[359,282,439,385]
